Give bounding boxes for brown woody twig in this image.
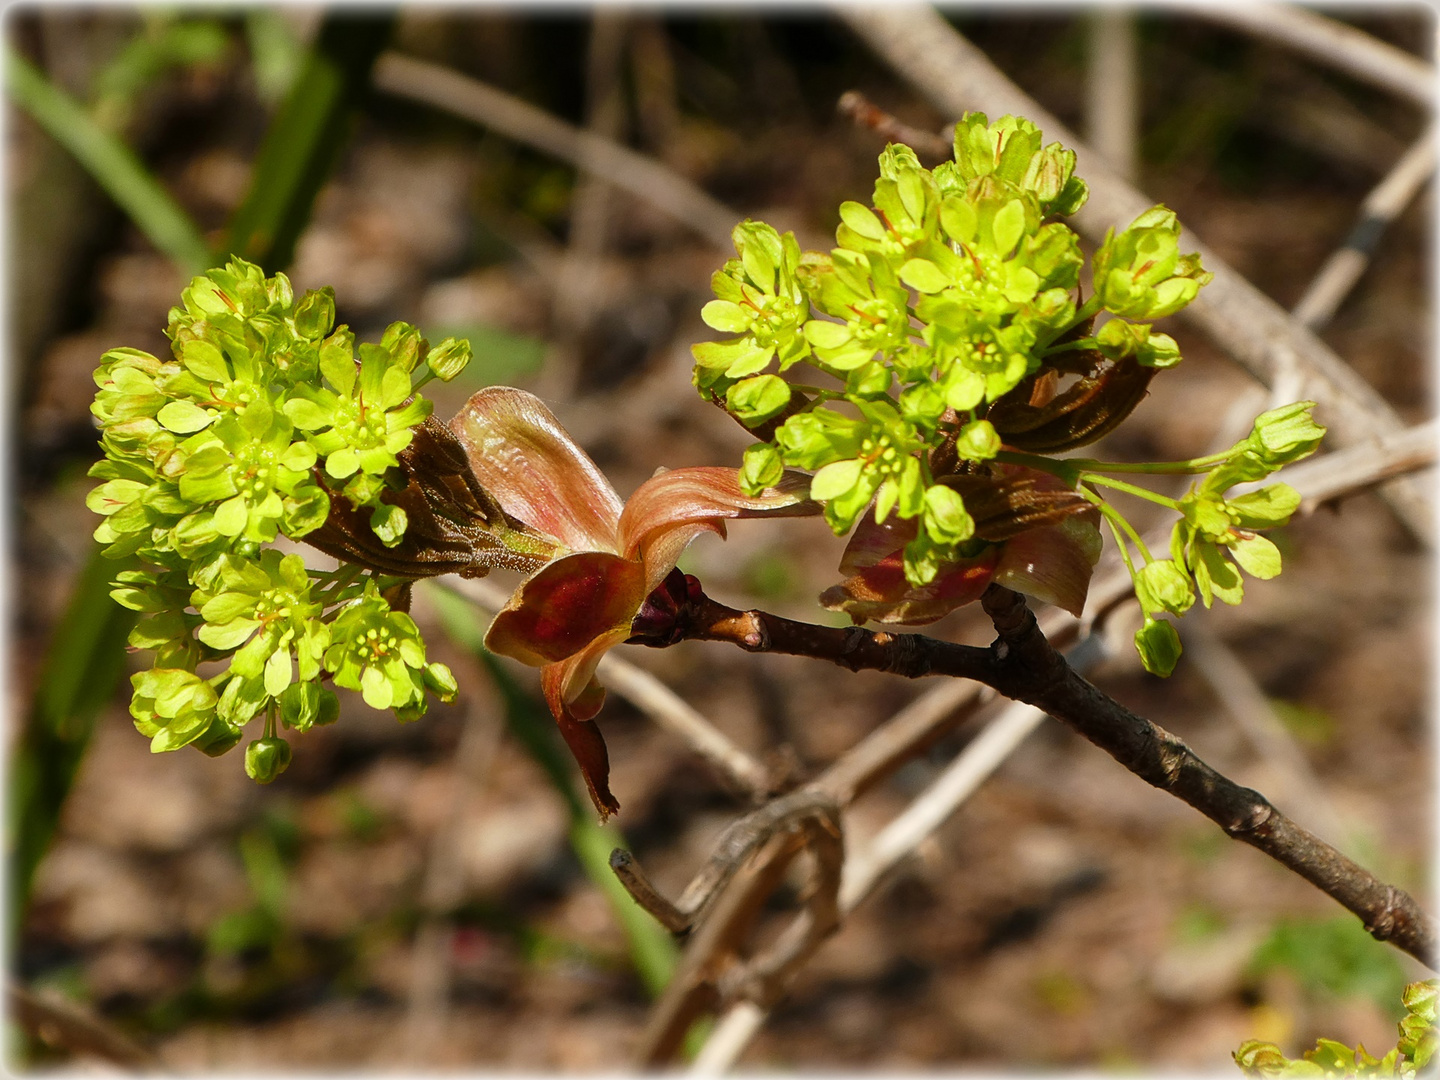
[372,52,738,249]
[8,981,162,1070]
[836,89,951,160]
[657,585,1434,968]
[620,787,843,1065]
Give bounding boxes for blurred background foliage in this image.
[6,4,1432,1070]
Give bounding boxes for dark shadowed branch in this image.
[649,585,1435,969]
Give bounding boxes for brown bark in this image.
[667,584,1435,968]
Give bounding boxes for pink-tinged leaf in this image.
[820,545,1000,625]
[542,665,619,819]
[551,626,633,708]
[837,512,919,575]
[992,515,1103,617]
[634,522,725,598]
[450,387,624,552]
[618,466,818,591]
[484,552,645,666]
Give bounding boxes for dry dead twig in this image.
[1178,1,1435,105]
[631,788,842,1065]
[690,696,1057,1073]
[372,52,738,249]
[836,89,951,160]
[8,981,163,1070]
[1292,128,1436,331]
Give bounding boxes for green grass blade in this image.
[221,14,394,268]
[8,551,136,943]
[426,583,679,996]
[5,47,211,273]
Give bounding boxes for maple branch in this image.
[656,585,1436,968]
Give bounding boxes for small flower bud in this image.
[426,336,472,382]
[293,287,336,341]
[1134,617,1182,677]
[244,736,292,784]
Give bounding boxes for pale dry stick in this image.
[1292,128,1437,330]
[689,697,1055,1075]
[445,576,768,798]
[372,52,737,249]
[1183,621,1347,844]
[1170,0,1436,106]
[615,787,841,936]
[597,658,770,797]
[633,791,843,1066]
[840,694,1074,914]
[8,981,163,1070]
[1085,8,1139,181]
[1269,89,1409,176]
[836,5,1434,543]
[689,1002,767,1076]
[718,809,843,1004]
[634,837,788,1065]
[836,89,951,159]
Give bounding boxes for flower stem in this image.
[992,450,1082,487]
[317,563,365,606]
[1064,451,1232,476]
[1082,487,1153,566]
[784,383,844,402]
[1039,336,1099,356]
[1080,472,1182,511]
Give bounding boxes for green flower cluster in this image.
[693,113,1213,586]
[88,258,470,780]
[1122,403,1324,676]
[692,112,1326,678]
[1235,979,1436,1077]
